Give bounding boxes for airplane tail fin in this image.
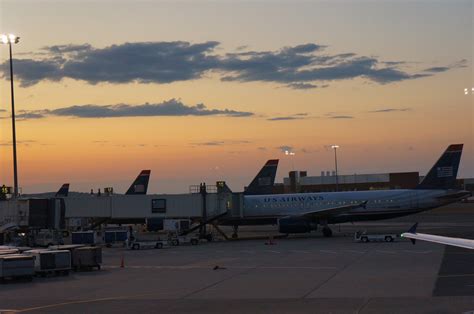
[416,144,463,190]
[55,183,70,197]
[126,170,151,195]
[244,160,279,195]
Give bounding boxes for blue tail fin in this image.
[126,170,151,195]
[416,144,463,190]
[244,160,279,195]
[55,183,69,197]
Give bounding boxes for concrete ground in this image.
[1,205,474,313]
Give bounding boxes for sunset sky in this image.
[0,0,472,194]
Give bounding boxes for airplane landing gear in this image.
[322,226,333,237]
[232,225,239,239]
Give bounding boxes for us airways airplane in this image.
[401,223,474,250]
[226,144,470,238]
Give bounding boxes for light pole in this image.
[1,34,20,197]
[331,145,339,192]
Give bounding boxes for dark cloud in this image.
[267,116,304,121]
[193,141,225,146]
[328,115,354,119]
[267,112,311,121]
[192,140,251,146]
[0,41,456,88]
[16,99,253,120]
[17,111,47,120]
[423,67,450,73]
[368,108,411,113]
[286,83,319,90]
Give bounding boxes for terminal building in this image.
[279,170,469,194]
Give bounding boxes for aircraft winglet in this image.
[406,223,418,245]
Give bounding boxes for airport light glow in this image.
[0,34,20,44]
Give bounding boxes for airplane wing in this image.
[286,201,368,220]
[401,223,474,250]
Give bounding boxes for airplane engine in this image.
[277,217,316,234]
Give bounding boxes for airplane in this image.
[220,144,470,238]
[55,183,70,197]
[125,170,151,195]
[401,223,474,250]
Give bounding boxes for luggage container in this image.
[71,231,102,245]
[24,249,71,275]
[0,254,35,282]
[0,248,19,255]
[104,230,128,247]
[50,245,102,271]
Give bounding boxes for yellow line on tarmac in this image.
[15,293,158,313]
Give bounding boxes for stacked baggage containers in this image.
[0,254,35,282]
[23,249,71,276]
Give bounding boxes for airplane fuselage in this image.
[232,189,470,226]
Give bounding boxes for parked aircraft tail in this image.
[126,170,151,195]
[55,184,70,197]
[244,160,279,195]
[416,144,463,190]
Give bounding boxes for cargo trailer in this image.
[71,231,103,245]
[0,254,35,282]
[50,245,102,271]
[104,230,128,247]
[0,248,20,255]
[24,249,71,275]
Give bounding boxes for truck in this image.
[0,254,35,282]
[354,231,399,243]
[168,233,199,246]
[32,229,64,247]
[126,230,170,250]
[23,249,72,275]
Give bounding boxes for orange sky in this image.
[0,1,472,193]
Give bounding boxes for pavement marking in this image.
[402,250,433,254]
[344,250,366,254]
[239,250,255,254]
[320,250,337,254]
[438,273,474,278]
[13,292,163,313]
[376,250,396,254]
[290,250,309,254]
[102,265,337,270]
[266,250,281,253]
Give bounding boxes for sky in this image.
[0,0,472,194]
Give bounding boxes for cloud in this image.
[267,116,305,121]
[267,112,311,121]
[368,108,411,113]
[325,112,354,119]
[15,99,254,120]
[328,115,354,119]
[286,83,319,90]
[0,140,37,146]
[423,67,450,73]
[192,140,251,146]
[0,41,457,88]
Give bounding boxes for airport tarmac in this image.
[1,220,474,314]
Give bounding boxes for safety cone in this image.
[265,235,275,245]
[120,255,125,268]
